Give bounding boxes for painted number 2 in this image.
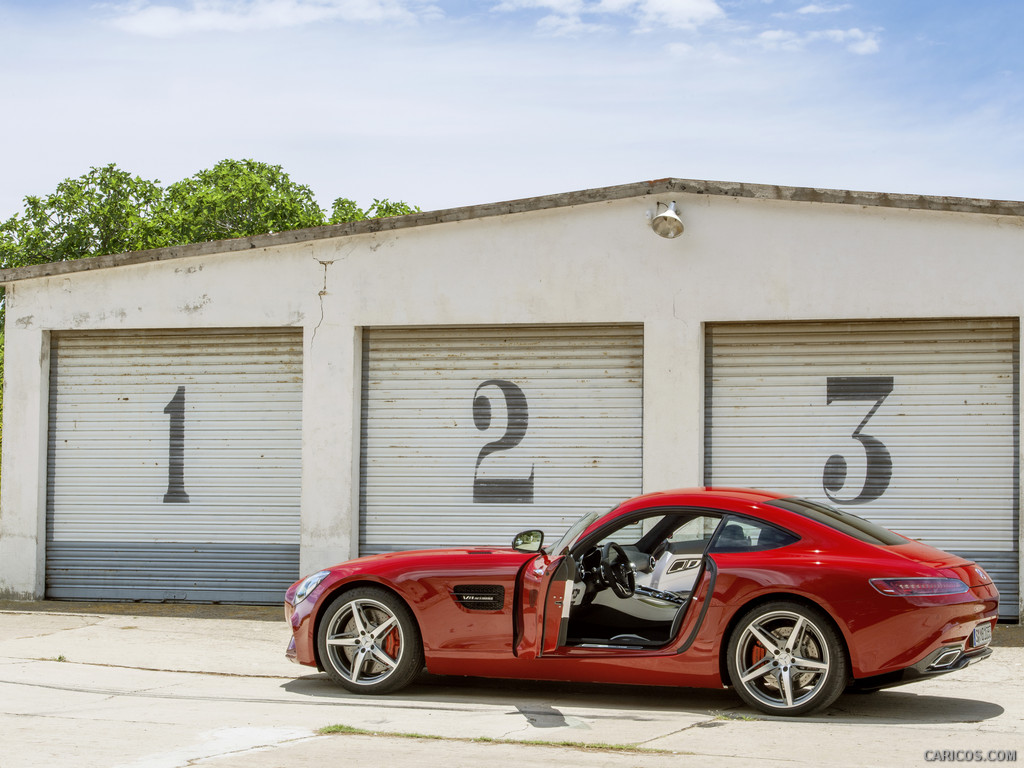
[163,385,190,503]
[473,379,535,504]
[822,376,893,505]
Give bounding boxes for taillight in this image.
[869,577,970,596]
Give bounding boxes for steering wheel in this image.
[600,542,636,599]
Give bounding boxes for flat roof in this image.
[2,177,1022,284]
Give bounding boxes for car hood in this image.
[317,547,540,587]
[329,547,533,569]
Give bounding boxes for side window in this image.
[667,515,720,547]
[642,514,720,595]
[593,513,719,552]
[709,518,798,554]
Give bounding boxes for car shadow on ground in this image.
[816,689,1004,724]
[281,671,1003,726]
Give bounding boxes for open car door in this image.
[516,552,577,659]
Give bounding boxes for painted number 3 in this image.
[473,379,535,504]
[822,376,893,505]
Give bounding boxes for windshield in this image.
[549,510,601,555]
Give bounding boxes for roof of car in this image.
[619,487,790,507]
[587,488,793,533]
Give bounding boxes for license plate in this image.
[972,622,993,647]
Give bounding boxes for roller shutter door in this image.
[46,328,303,603]
[360,325,643,553]
[706,319,1019,618]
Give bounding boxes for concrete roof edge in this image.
[2,177,1021,284]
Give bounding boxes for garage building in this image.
[0,178,1020,619]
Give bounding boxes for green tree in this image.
[0,164,164,270]
[156,159,327,244]
[0,159,419,271]
[329,197,420,224]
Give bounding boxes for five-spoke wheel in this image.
[726,601,847,715]
[316,587,423,694]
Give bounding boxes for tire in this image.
[726,601,848,716]
[316,586,423,694]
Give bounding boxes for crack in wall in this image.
[311,259,335,344]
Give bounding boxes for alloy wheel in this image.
[731,608,835,712]
[324,597,405,686]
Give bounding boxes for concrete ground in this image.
[0,601,1021,768]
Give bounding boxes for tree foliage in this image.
[0,159,419,272]
[329,196,421,224]
[0,158,420,330]
[0,164,164,269]
[157,159,327,244]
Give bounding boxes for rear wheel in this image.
[726,601,847,716]
[316,587,423,694]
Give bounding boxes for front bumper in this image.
[284,596,321,668]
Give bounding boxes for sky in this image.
[0,0,1022,219]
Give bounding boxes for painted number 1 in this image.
[473,379,535,504]
[163,385,190,503]
[822,376,893,505]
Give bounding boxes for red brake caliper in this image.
[383,628,401,659]
[751,643,767,666]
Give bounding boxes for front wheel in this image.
[726,601,847,716]
[316,586,423,694]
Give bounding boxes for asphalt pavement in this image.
[0,601,1021,768]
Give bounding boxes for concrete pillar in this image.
[642,317,704,492]
[298,308,360,575]
[0,314,50,598]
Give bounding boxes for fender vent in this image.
[453,585,505,611]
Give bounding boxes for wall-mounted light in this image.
[651,201,684,239]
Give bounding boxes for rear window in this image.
[767,497,906,546]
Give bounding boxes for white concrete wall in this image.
[2,192,1022,603]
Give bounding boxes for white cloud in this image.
[600,0,724,29]
[758,28,802,52]
[666,40,693,55]
[103,0,441,36]
[797,3,851,14]
[536,12,608,35]
[491,0,585,13]
[759,25,879,54]
[817,27,879,54]
[665,39,739,64]
[494,0,724,33]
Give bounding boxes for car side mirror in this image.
[512,530,544,553]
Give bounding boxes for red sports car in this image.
[284,488,998,715]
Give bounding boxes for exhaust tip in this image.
[930,647,963,669]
